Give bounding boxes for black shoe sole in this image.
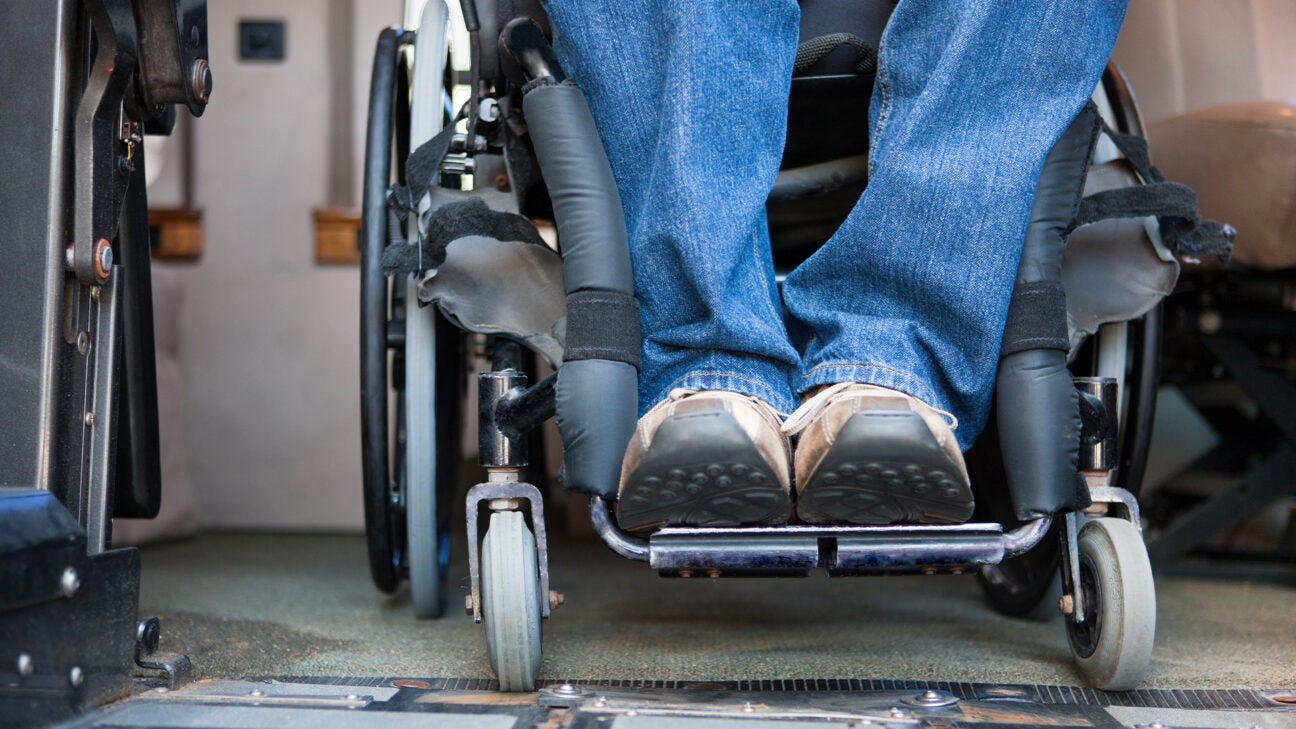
[617,409,792,534]
[796,410,974,525]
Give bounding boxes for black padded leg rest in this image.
[997,104,1099,520]
[520,66,639,497]
[556,360,637,497]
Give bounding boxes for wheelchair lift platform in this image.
[52,677,1296,729]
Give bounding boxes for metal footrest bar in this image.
[588,497,1051,578]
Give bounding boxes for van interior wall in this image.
[150,0,401,532]
[148,0,1293,534]
[1112,0,1296,123]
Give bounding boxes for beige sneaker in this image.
[782,383,974,525]
[616,390,793,535]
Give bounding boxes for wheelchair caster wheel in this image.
[1066,517,1156,690]
[482,510,542,691]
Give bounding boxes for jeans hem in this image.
[649,371,797,416]
[798,363,945,412]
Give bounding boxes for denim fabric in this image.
[541,0,1128,449]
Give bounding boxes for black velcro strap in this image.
[1080,118,1236,262]
[381,198,547,275]
[389,121,459,218]
[1075,180,1198,230]
[1001,282,1069,357]
[564,289,641,370]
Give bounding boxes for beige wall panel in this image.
[180,0,400,530]
[1112,0,1184,123]
[1253,0,1296,100]
[1173,0,1262,114]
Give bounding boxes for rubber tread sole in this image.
[617,410,791,534]
[797,410,974,525]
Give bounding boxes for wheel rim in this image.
[1066,553,1103,659]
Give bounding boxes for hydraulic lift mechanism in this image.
[0,1,209,725]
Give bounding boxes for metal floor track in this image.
[51,676,1296,729]
[279,676,1296,711]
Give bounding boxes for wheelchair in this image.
[357,0,1229,693]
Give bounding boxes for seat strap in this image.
[381,198,546,275]
[793,33,877,76]
[387,107,465,220]
[1073,118,1235,261]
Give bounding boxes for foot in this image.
[784,383,974,525]
[616,390,793,535]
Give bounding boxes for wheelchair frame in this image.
[359,1,1162,693]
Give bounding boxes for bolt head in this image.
[249,689,264,697]
[68,666,84,688]
[60,567,80,598]
[93,239,114,281]
[1058,594,1075,615]
[84,412,95,427]
[16,654,33,677]
[191,59,213,105]
[890,707,910,718]
[137,619,161,654]
[464,594,476,615]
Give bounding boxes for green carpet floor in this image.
[137,532,1296,688]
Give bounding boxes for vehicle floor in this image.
[135,530,1296,689]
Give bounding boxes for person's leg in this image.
[782,0,1128,523]
[541,0,803,531]
[542,0,802,415]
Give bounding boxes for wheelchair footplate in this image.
[588,497,1053,578]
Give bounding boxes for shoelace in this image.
[780,382,958,436]
[663,388,791,423]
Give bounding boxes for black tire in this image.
[360,28,411,593]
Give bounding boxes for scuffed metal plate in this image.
[51,678,1296,729]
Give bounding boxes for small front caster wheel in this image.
[1066,517,1156,690]
[481,510,542,691]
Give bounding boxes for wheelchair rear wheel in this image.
[975,64,1159,621]
[360,5,461,606]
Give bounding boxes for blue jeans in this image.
[541,0,1128,450]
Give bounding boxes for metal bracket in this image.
[73,0,139,285]
[1062,511,1085,623]
[1087,485,1143,535]
[133,617,192,689]
[465,481,550,622]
